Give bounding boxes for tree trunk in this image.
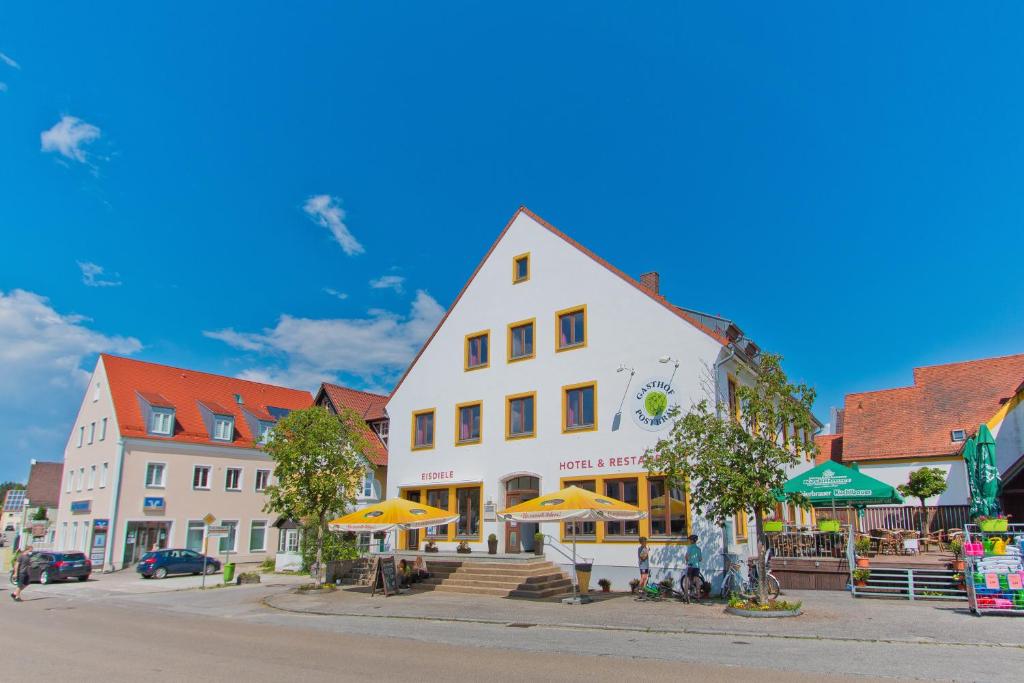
[754,510,768,603]
[315,515,324,589]
[919,499,928,536]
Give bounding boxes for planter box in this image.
[818,521,841,532]
[979,519,1009,533]
[763,521,784,532]
[725,607,802,618]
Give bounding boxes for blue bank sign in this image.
[70,500,91,514]
[143,497,165,512]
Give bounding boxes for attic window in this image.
[951,429,967,443]
[513,253,530,283]
[213,416,235,441]
[150,409,174,436]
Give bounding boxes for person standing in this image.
[11,545,33,602]
[638,536,650,590]
[685,534,702,588]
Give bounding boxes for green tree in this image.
[262,405,372,588]
[645,353,817,602]
[897,467,948,535]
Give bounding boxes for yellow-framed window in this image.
[647,476,691,540]
[454,485,483,540]
[398,483,484,546]
[562,381,597,433]
[464,330,490,371]
[512,252,530,284]
[424,488,451,539]
[734,512,748,542]
[507,318,536,363]
[505,391,536,440]
[555,305,587,352]
[454,401,482,446]
[727,375,739,421]
[602,477,642,539]
[410,409,436,450]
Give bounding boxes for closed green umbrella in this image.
[963,436,983,519]
[976,424,1001,518]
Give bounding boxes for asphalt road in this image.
[2,587,884,683]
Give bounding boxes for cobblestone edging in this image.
[260,593,1024,649]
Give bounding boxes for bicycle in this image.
[680,569,705,603]
[721,551,781,600]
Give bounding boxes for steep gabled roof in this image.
[102,354,313,449]
[316,383,389,467]
[388,206,731,398]
[840,353,1024,462]
[26,461,63,508]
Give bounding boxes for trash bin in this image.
[223,562,235,583]
[574,563,593,594]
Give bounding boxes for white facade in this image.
[386,209,818,589]
[857,459,969,506]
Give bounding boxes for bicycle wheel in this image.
[721,574,735,598]
[765,574,781,600]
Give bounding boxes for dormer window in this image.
[213,417,235,441]
[951,429,967,443]
[151,409,174,435]
[258,421,274,444]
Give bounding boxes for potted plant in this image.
[533,532,545,556]
[952,572,966,591]
[977,515,1009,533]
[487,533,498,554]
[818,516,841,533]
[854,537,872,568]
[852,568,871,587]
[629,578,641,594]
[597,578,612,593]
[424,540,439,553]
[456,540,472,554]
[949,537,965,571]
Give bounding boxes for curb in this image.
[259,593,1024,649]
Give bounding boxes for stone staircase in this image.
[414,558,574,599]
[336,558,373,586]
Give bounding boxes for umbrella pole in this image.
[573,522,579,603]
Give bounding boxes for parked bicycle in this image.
[721,550,781,600]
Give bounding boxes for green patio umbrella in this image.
[782,461,904,508]
[975,424,1002,518]
[963,435,983,519]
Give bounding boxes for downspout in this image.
[105,438,126,572]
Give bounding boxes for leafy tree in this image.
[262,406,372,588]
[897,467,948,534]
[32,507,48,521]
[645,353,817,602]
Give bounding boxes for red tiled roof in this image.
[840,353,1024,462]
[137,391,174,408]
[26,461,64,509]
[388,206,733,398]
[814,434,843,465]
[102,354,313,449]
[317,383,389,466]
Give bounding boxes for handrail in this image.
[541,534,593,565]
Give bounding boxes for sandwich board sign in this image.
[370,555,400,597]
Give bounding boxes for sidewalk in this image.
[265,586,1024,648]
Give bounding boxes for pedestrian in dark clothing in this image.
[11,545,33,602]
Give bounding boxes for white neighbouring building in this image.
[385,207,821,588]
[54,354,313,571]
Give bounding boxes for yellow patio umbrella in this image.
[328,497,460,533]
[498,485,646,603]
[649,495,686,516]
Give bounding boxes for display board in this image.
[370,555,399,597]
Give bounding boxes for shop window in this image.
[555,305,586,351]
[455,486,480,539]
[507,319,536,362]
[412,409,435,450]
[563,382,597,432]
[456,401,482,445]
[186,521,205,552]
[464,331,490,371]
[218,521,238,553]
[565,480,597,538]
[604,478,640,537]
[426,489,450,539]
[513,252,530,283]
[249,521,267,552]
[506,392,536,439]
[648,477,688,538]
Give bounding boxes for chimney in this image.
[639,271,660,295]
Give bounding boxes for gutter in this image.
[105,438,126,571]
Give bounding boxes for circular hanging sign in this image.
[631,377,680,432]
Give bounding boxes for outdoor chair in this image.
[878,531,900,555]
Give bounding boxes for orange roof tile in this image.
[840,353,1024,462]
[103,354,313,449]
[814,434,843,465]
[317,383,389,466]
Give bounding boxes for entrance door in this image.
[122,522,170,565]
[504,476,540,553]
[405,491,421,550]
[505,493,524,553]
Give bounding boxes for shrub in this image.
[852,568,871,582]
[854,537,872,556]
[300,526,360,571]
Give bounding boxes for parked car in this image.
[8,551,92,584]
[136,549,220,579]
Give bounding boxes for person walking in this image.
[11,545,33,602]
[683,534,702,598]
[637,536,650,591]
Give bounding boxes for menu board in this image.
[370,555,399,597]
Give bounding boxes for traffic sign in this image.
[206,525,229,537]
[203,513,216,526]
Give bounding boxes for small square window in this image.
[556,306,587,351]
[951,429,967,443]
[508,319,535,362]
[513,252,530,283]
[255,469,270,492]
[145,463,166,488]
[456,401,482,445]
[225,468,242,491]
[412,409,436,450]
[464,331,490,370]
[193,465,211,490]
[563,382,597,432]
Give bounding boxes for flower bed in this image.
[725,596,803,618]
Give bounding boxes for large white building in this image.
[385,207,820,587]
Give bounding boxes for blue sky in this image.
[2,3,1023,481]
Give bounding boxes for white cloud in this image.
[303,194,364,256]
[41,115,101,163]
[0,289,141,478]
[78,261,122,287]
[369,275,405,294]
[0,83,7,93]
[0,52,19,69]
[205,290,445,391]
[323,287,349,300]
